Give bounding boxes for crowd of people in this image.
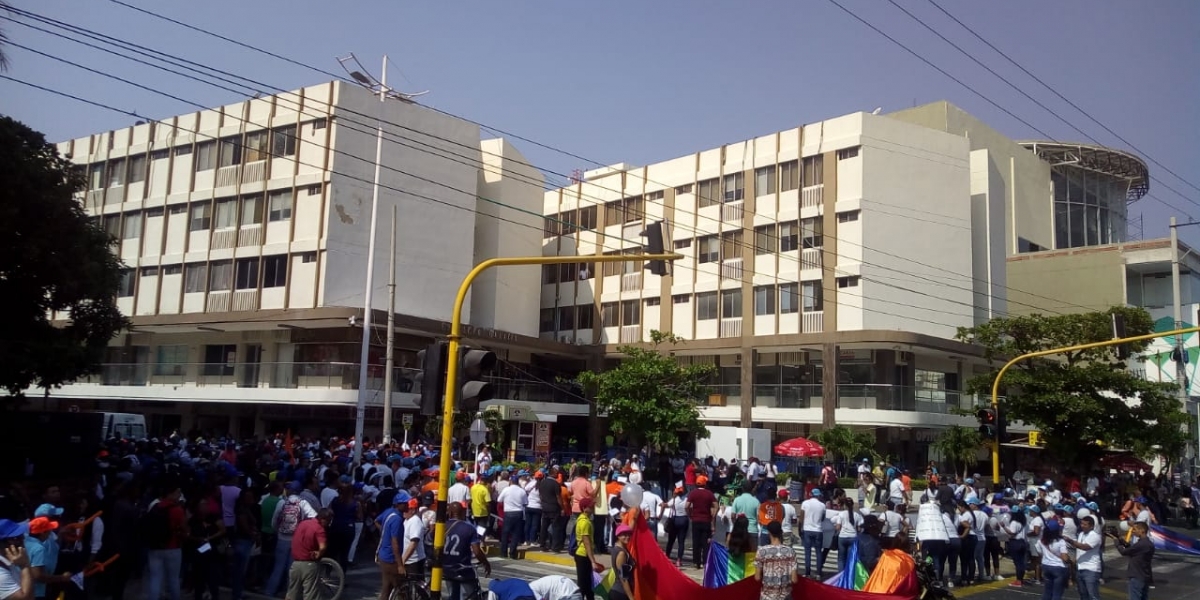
[0,430,1196,600]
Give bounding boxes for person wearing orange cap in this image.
[685,475,717,569]
[26,517,68,600]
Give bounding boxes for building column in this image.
[740,348,755,427]
[821,343,838,428]
[587,352,605,453]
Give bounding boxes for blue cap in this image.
[965,478,975,484]
[1044,519,1061,532]
[1135,496,1148,504]
[811,489,822,497]
[1087,502,1099,511]
[1052,503,1064,511]
[393,491,412,505]
[34,504,63,518]
[966,496,980,505]
[0,519,28,539]
[285,481,302,492]
[1063,505,1074,514]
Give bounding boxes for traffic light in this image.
[976,407,998,439]
[458,347,497,413]
[415,341,448,416]
[1112,313,1129,360]
[1029,431,1045,447]
[640,220,672,276]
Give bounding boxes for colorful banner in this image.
[1149,525,1200,556]
[702,542,756,588]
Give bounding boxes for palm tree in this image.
[932,426,984,479]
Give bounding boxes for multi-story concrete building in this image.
[45,82,591,438]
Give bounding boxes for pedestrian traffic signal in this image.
[976,407,998,439]
[1029,431,1044,447]
[415,341,448,416]
[458,347,497,413]
[641,220,672,276]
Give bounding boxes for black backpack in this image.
[141,503,173,549]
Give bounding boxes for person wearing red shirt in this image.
[684,461,697,492]
[685,476,717,569]
[287,509,332,600]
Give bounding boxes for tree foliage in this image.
[424,407,505,446]
[813,425,877,467]
[575,330,714,452]
[933,425,984,479]
[957,306,1190,467]
[0,116,128,397]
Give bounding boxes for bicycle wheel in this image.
[316,557,346,600]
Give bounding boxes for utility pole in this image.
[383,206,397,445]
[351,55,389,465]
[1170,217,1200,476]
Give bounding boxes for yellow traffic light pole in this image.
[989,324,1200,484]
[429,253,682,594]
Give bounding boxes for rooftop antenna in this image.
[336,52,429,102]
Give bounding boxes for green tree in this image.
[0,116,128,398]
[957,306,1190,468]
[933,425,984,479]
[813,425,876,468]
[575,330,714,453]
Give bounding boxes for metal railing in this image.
[752,384,821,408]
[836,384,972,413]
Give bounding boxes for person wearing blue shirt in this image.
[25,517,66,600]
[488,578,536,600]
[375,492,410,600]
[442,503,490,600]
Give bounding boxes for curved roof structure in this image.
[1019,141,1149,202]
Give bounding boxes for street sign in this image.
[535,422,552,458]
[402,413,413,429]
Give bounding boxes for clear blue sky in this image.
[3,0,1198,242]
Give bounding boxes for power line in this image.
[926,0,1200,197]
[824,0,1198,220]
[884,0,1200,210]
[64,4,1099,318]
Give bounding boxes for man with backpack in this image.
[265,482,318,598]
[142,482,187,600]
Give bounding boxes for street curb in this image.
[481,544,578,567]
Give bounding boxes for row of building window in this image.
[97,186,320,241]
[116,253,316,297]
[541,152,847,239]
[84,120,325,190]
[538,280,845,333]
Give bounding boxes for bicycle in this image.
[443,564,490,600]
[389,570,432,600]
[314,557,346,600]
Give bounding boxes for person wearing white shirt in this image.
[319,483,339,509]
[496,482,528,559]
[798,490,827,578]
[1085,476,1099,497]
[1006,511,1029,586]
[448,478,471,506]
[834,498,861,575]
[1037,523,1072,600]
[529,574,582,600]
[524,476,542,548]
[880,501,907,542]
[780,491,798,547]
[965,499,987,585]
[1064,516,1103,600]
[401,504,427,575]
[639,490,663,537]
[888,477,906,507]
[1026,511,1045,584]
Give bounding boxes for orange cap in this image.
[696,476,708,486]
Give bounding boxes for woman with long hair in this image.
[609,525,637,600]
[662,486,690,567]
[727,513,756,556]
[1005,510,1029,587]
[1036,521,1071,600]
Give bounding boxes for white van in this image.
[99,412,147,440]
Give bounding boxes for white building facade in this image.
[45,82,582,438]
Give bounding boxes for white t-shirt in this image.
[0,557,21,600]
[640,492,663,517]
[320,486,338,508]
[1135,509,1152,524]
[1075,530,1103,572]
[835,510,861,539]
[1039,539,1069,568]
[1006,520,1025,540]
[968,510,987,540]
[448,483,471,506]
[497,483,528,513]
[524,481,542,510]
[403,514,427,564]
[888,479,905,504]
[781,503,798,534]
[529,575,581,600]
[665,495,688,519]
[1062,517,1078,540]
[800,498,826,532]
[881,510,905,538]
[1047,490,1063,505]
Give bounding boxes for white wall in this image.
[473,139,543,337]
[857,113,974,338]
[970,149,1008,322]
[322,83,482,324]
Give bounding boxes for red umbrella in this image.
[774,437,826,458]
[1099,453,1152,473]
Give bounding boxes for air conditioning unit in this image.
[895,350,909,365]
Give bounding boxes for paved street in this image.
[295,557,578,600]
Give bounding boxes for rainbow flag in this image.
[702,542,756,588]
[823,541,869,591]
[593,568,618,600]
